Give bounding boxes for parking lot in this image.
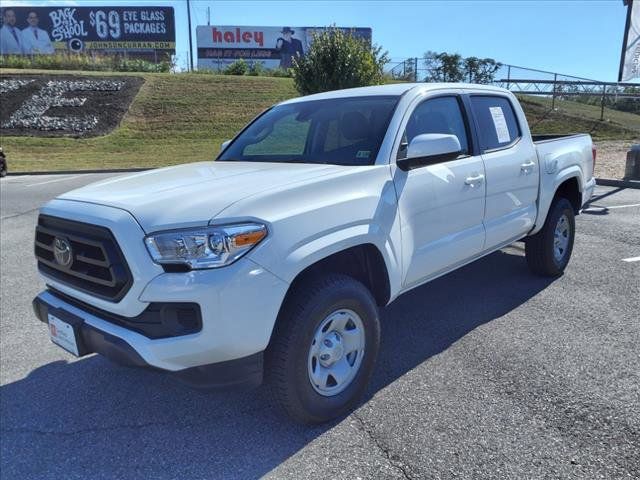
[1,173,638,479]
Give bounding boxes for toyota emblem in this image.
[53,237,73,267]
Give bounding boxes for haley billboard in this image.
[619,0,640,81]
[196,25,372,70]
[0,6,175,59]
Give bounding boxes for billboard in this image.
[0,6,175,59]
[619,0,640,81]
[197,25,372,70]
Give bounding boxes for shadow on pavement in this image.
[0,247,556,479]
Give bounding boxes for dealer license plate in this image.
[48,313,80,356]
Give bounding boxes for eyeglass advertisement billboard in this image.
[0,5,175,59]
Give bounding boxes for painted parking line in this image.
[583,203,640,213]
[2,175,27,181]
[622,256,640,263]
[595,203,640,210]
[24,175,81,187]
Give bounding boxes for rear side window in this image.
[470,96,521,152]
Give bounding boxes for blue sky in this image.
[6,0,631,81]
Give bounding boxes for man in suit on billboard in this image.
[21,10,54,54]
[0,8,25,54]
[276,27,304,69]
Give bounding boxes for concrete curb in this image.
[6,167,152,176]
[596,178,640,189]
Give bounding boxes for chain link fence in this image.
[385,58,640,180]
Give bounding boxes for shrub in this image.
[223,59,248,75]
[0,53,172,72]
[291,27,388,95]
[266,68,292,78]
[247,61,265,76]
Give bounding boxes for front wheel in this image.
[525,197,576,276]
[266,274,380,424]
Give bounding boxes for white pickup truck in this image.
[33,83,596,423]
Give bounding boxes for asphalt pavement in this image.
[1,174,638,479]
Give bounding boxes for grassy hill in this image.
[1,70,297,172]
[1,69,638,172]
[518,96,639,141]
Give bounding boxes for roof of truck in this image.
[280,82,509,104]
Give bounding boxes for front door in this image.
[393,94,486,289]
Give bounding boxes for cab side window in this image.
[399,96,469,159]
[469,96,521,151]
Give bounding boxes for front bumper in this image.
[33,292,265,390]
[34,200,291,388]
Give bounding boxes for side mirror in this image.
[220,140,231,152]
[397,134,462,171]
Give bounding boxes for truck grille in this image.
[34,215,132,302]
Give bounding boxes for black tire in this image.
[266,273,380,424]
[526,197,575,276]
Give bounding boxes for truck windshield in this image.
[218,96,399,166]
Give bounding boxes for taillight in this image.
[592,146,597,170]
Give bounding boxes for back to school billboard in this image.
[196,25,372,70]
[0,5,175,59]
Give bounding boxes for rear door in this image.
[468,94,539,248]
[392,93,486,289]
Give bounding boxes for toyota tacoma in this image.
[33,83,596,423]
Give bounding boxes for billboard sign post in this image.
[196,25,372,70]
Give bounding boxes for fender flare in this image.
[531,166,584,235]
[279,222,402,301]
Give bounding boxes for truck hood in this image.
[58,161,337,232]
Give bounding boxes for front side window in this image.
[399,96,469,159]
[470,95,521,151]
[218,96,399,166]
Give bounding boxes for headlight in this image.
[144,223,267,269]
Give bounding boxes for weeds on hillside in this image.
[193,59,292,78]
[0,53,173,73]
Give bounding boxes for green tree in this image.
[463,57,502,84]
[291,27,389,95]
[424,51,501,84]
[423,51,464,82]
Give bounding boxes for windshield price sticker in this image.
[489,106,511,144]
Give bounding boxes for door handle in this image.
[464,174,485,186]
[520,161,535,172]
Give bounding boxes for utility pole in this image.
[207,6,211,25]
[186,0,194,71]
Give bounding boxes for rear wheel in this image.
[526,197,575,276]
[267,274,380,424]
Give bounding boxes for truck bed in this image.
[532,133,590,144]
